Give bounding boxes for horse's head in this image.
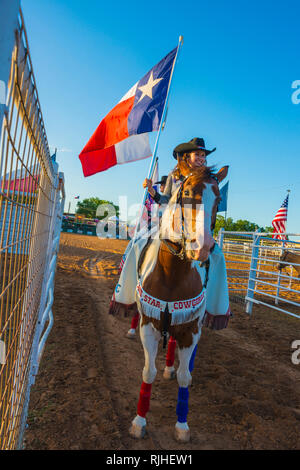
[276,250,292,272]
[161,161,228,263]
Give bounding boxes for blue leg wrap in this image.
[176,387,189,423]
[189,344,198,372]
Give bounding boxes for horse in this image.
[276,250,300,277]
[129,162,229,442]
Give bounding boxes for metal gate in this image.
[0,2,65,449]
[218,229,300,319]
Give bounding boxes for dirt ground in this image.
[24,233,300,450]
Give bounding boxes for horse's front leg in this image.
[129,321,160,439]
[175,330,201,443]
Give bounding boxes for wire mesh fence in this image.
[0,9,64,449]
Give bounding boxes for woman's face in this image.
[188,150,207,168]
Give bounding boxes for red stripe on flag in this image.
[80,96,135,155]
[79,145,117,177]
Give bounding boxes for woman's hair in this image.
[173,153,191,179]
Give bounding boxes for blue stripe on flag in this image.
[128,48,177,136]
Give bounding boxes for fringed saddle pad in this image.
[110,235,231,331]
[136,280,206,326]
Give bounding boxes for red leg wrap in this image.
[166,336,177,367]
[130,312,140,330]
[137,382,152,418]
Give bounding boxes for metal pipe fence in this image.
[0,5,65,449]
[218,229,300,319]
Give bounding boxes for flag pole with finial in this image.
[133,35,184,240]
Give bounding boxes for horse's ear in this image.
[216,165,229,183]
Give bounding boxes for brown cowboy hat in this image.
[173,137,216,159]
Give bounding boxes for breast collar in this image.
[136,280,206,326]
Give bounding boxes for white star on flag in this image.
[137,71,163,103]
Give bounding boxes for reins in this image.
[159,172,216,266]
[159,173,191,262]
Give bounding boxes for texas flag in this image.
[79,47,178,177]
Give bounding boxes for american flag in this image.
[272,194,289,240]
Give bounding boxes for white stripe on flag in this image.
[115,133,152,165]
[119,82,138,103]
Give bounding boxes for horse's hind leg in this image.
[126,312,140,339]
[175,333,201,443]
[163,337,197,380]
[129,322,160,439]
[163,336,176,379]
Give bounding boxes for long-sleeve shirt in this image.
[153,170,184,205]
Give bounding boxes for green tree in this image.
[213,215,235,235]
[76,197,119,219]
[214,215,272,236]
[234,219,258,232]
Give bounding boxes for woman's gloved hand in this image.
[143,178,156,197]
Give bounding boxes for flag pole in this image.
[133,35,184,240]
[225,181,229,223]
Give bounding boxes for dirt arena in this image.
[24,233,300,450]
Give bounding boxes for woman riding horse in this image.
[143,137,231,328]
[109,137,232,441]
[128,148,231,441]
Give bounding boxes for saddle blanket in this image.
[110,234,231,330]
[136,280,206,325]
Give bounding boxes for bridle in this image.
[160,172,217,266]
[160,173,192,261]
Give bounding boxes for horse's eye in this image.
[184,190,189,196]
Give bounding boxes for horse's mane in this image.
[166,164,218,209]
[188,165,217,181]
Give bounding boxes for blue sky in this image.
[22,0,300,233]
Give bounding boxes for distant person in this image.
[154,175,168,195]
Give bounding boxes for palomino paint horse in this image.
[276,250,300,277]
[129,162,228,442]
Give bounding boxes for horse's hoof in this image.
[163,367,176,380]
[126,329,136,339]
[174,425,190,443]
[129,423,146,439]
